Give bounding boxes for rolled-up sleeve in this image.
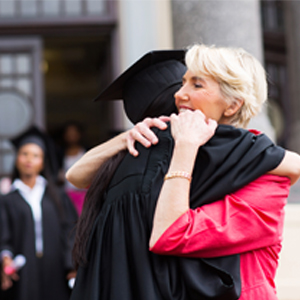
[150,175,290,258]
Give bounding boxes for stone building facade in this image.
[0,1,299,298]
[0,0,298,183]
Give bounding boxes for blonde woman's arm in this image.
[149,111,217,247]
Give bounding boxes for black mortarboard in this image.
[11,125,60,179]
[94,50,187,124]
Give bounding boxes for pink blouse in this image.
[150,174,290,299]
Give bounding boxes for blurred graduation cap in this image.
[11,125,60,179]
[11,126,47,152]
[94,50,187,124]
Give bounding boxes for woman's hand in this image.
[126,116,170,157]
[125,111,217,157]
[170,110,217,148]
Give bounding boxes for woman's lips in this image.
[178,106,193,113]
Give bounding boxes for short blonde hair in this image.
[185,44,267,128]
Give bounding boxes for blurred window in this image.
[261,0,285,32]
[0,39,42,185]
[0,0,107,18]
[87,0,105,15]
[0,53,33,98]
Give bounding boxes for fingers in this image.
[126,125,152,157]
[127,143,139,157]
[1,272,16,290]
[144,117,168,131]
[10,272,19,281]
[126,117,168,156]
[1,277,13,290]
[193,109,206,119]
[207,117,218,130]
[136,119,160,144]
[170,110,217,147]
[158,115,171,123]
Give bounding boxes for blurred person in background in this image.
[0,126,78,300]
[57,121,87,215]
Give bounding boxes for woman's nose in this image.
[175,86,188,101]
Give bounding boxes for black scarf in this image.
[190,124,284,207]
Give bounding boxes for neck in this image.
[20,175,38,189]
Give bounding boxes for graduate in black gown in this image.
[0,126,78,300]
[68,51,288,300]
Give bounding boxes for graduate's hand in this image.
[66,270,77,280]
[126,116,170,157]
[1,256,19,290]
[66,270,77,289]
[269,150,300,185]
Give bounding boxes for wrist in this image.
[170,142,198,175]
[174,140,199,157]
[115,131,128,152]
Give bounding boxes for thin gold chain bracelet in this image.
[164,171,192,182]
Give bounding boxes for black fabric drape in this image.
[190,124,284,207]
[71,124,284,300]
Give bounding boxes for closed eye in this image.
[194,83,203,88]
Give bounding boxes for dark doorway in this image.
[44,35,113,149]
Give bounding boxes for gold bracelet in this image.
[164,171,192,182]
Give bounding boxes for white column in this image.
[171,0,275,140]
[112,0,173,131]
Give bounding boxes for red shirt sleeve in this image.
[150,175,290,258]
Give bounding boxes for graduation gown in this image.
[71,125,284,300]
[0,187,78,300]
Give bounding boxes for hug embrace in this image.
[67,44,300,300]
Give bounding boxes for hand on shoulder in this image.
[126,116,170,156]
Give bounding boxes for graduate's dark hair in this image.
[72,150,127,270]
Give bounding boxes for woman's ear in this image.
[224,99,244,117]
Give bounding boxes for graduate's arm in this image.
[269,150,300,185]
[65,117,169,189]
[65,132,127,188]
